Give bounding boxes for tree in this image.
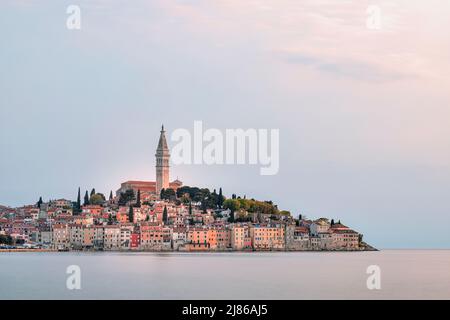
[118,189,135,206]
[223,199,240,212]
[218,187,224,208]
[108,214,113,225]
[90,194,105,205]
[331,219,335,226]
[161,188,176,200]
[136,189,141,207]
[83,191,89,206]
[109,191,113,201]
[223,199,240,222]
[75,187,81,214]
[358,234,364,245]
[189,202,192,215]
[145,214,150,221]
[0,234,13,245]
[37,196,43,209]
[128,206,134,223]
[163,205,168,225]
[90,188,96,197]
[201,198,207,213]
[211,189,218,208]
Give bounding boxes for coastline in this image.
[0,247,378,253]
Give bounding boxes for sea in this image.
[0,250,449,299]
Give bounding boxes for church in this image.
[116,125,182,200]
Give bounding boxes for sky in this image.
[1,0,450,248]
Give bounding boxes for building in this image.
[120,228,131,249]
[250,225,285,250]
[81,205,102,217]
[310,218,330,236]
[285,224,311,250]
[130,232,140,249]
[69,224,84,249]
[83,226,95,248]
[31,227,52,246]
[116,126,182,200]
[103,226,121,250]
[231,224,252,250]
[52,224,69,250]
[215,227,231,250]
[186,227,210,251]
[140,224,165,250]
[155,125,170,195]
[172,227,187,250]
[330,223,359,249]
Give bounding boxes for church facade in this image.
[116,125,182,200]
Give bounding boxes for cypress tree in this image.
[189,202,192,215]
[90,188,96,197]
[128,206,134,223]
[136,189,141,207]
[229,208,235,223]
[76,187,81,214]
[218,188,224,208]
[84,191,89,206]
[201,199,207,214]
[163,205,168,225]
[109,191,113,201]
[37,196,43,209]
[160,188,165,200]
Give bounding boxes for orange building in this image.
[231,224,252,250]
[250,225,285,250]
[140,224,164,249]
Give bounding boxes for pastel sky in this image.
[1,0,450,248]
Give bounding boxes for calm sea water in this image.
[0,250,449,299]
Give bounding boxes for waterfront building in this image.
[231,224,252,250]
[172,227,187,250]
[52,224,69,250]
[120,228,131,249]
[83,226,95,248]
[140,224,165,250]
[130,232,140,249]
[250,225,285,250]
[69,224,84,249]
[103,225,121,250]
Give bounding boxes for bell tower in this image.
[156,125,170,197]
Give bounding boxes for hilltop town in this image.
[0,126,374,252]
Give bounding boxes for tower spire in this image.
[156,125,170,197]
